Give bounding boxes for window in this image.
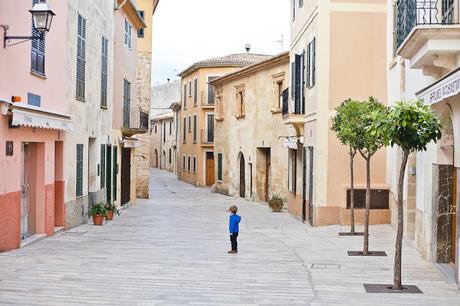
[137,11,145,37]
[299,0,303,8]
[76,14,86,100]
[27,93,41,107]
[154,125,157,133]
[207,76,219,104]
[124,18,132,49]
[193,157,196,173]
[193,78,198,105]
[188,116,191,132]
[76,144,84,197]
[236,86,245,118]
[217,153,223,181]
[277,81,283,110]
[101,36,108,108]
[100,144,105,188]
[193,115,197,143]
[289,149,297,193]
[183,117,186,143]
[31,0,45,75]
[123,79,131,127]
[169,121,172,135]
[187,156,191,172]
[307,37,316,88]
[163,122,166,143]
[207,114,214,143]
[182,156,186,170]
[169,149,172,164]
[183,84,187,108]
[189,81,192,96]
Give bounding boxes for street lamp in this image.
[1,1,55,48]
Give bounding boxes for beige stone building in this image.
[135,0,159,199]
[285,0,388,226]
[150,111,176,172]
[177,53,271,187]
[386,0,460,286]
[211,52,290,203]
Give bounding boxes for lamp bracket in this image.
[1,24,44,48]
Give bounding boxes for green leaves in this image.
[387,100,442,152]
[331,98,364,155]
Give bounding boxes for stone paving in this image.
[0,169,460,305]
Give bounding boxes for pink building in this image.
[0,0,72,251]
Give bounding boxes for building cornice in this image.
[116,0,147,29]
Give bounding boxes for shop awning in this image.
[417,68,460,105]
[1,101,74,131]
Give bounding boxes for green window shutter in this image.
[100,144,106,189]
[101,36,108,108]
[113,146,117,201]
[76,144,84,197]
[76,14,86,100]
[218,153,223,181]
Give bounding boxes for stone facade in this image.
[150,112,177,172]
[212,52,290,204]
[135,0,155,199]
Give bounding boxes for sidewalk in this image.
[0,169,458,305]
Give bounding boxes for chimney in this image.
[245,44,251,53]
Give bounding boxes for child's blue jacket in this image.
[229,214,241,234]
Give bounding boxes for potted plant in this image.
[105,202,120,221]
[268,193,284,212]
[88,202,107,226]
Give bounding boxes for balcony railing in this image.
[122,107,149,135]
[200,129,214,145]
[395,0,459,49]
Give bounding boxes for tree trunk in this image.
[393,150,409,290]
[350,148,355,234]
[363,157,371,255]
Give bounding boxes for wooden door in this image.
[206,152,215,186]
[302,147,307,222]
[452,168,457,264]
[308,147,314,225]
[106,145,112,203]
[121,148,131,205]
[113,146,117,202]
[264,149,271,202]
[20,143,30,240]
[239,154,245,198]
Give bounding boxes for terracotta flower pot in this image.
[93,214,104,225]
[106,210,114,221]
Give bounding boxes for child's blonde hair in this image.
[229,205,238,214]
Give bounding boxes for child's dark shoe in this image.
[227,250,237,254]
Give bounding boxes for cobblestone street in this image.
[0,169,459,305]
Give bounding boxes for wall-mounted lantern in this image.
[1,1,55,48]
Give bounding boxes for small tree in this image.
[386,100,442,290]
[357,97,388,254]
[331,99,364,234]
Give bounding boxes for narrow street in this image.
[0,169,459,305]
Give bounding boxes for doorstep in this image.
[434,263,457,284]
[54,227,64,234]
[20,234,47,248]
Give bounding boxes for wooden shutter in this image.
[294,54,301,114]
[218,153,223,181]
[306,42,311,88]
[137,11,145,37]
[183,84,187,108]
[183,117,186,143]
[101,36,108,108]
[100,144,106,188]
[76,144,84,197]
[291,62,295,99]
[207,76,219,104]
[113,146,117,201]
[76,14,86,100]
[312,37,316,87]
[300,50,305,114]
[193,115,197,142]
[194,79,198,105]
[31,0,45,74]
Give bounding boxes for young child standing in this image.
[228,205,241,254]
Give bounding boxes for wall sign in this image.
[418,70,460,105]
[6,141,13,156]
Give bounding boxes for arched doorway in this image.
[154,149,158,168]
[239,153,245,198]
[434,106,456,266]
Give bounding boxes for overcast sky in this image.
[151,0,290,85]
